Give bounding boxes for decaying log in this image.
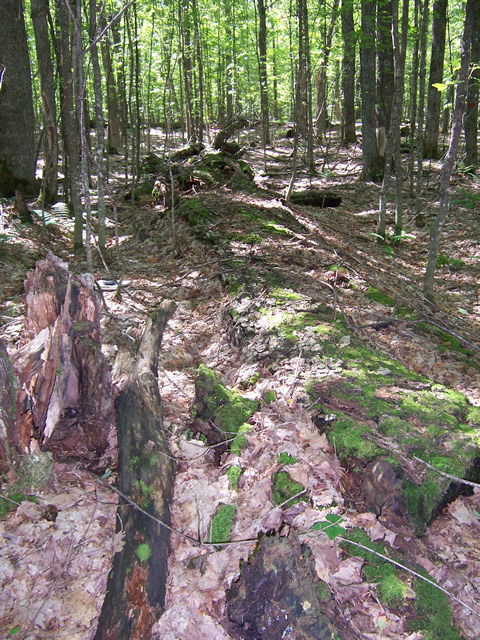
[289,191,342,208]
[12,252,116,470]
[95,300,177,640]
[214,117,249,154]
[0,340,16,474]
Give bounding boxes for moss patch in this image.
[209,503,236,543]
[272,471,308,507]
[366,286,395,306]
[194,364,259,439]
[226,465,243,489]
[342,529,463,639]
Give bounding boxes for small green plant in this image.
[263,389,276,404]
[231,423,251,456]
[310,513,345,540]
[436,253,464,270]
[136,543,152,563]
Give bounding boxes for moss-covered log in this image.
[95,300,176,640]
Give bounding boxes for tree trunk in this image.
[192,0,205,142]
[0,0,36,197]
[341,0,356,143]
[315,0,340,141]
[424,0,473,298]
[360,0,382,180]
[463,0,480,168]
[101,18,123,155]
[95,301,176,640]
[376,0,395,134]
[58,0,83,253]
[415,0,430,225]
[423,0,448,158]
[89,0,107,253]
[0,340,16,475]
[257,0,271,147]
[31,0,58,204]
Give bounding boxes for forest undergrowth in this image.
[1,128,480,639]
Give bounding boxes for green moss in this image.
[0,493,37,519]
[315,579,332,603]
[366,286,395,306]
[410,570,464,640]
[226,465,242,489]
[232,233,263,245]
[208,503,236,543]
[247,372,260,386]
[180,198,216,227]
[231,423,252,455]
[278,452,297,465]
[378,573,408,607]
[261,222,294,237]
[263,389,276,404]
[270,288,303,302]
[272,471,307,507]
[327,414,381,461]
[195,364,259,438]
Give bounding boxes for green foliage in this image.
[136,543,152,563]
[0,492,38,519]
[263,389,276,404]
[271,471,307,507]
[436,253,465,270]
[208,503,236,543]
[310,513,345,540]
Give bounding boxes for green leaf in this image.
[310,514,345,540]
[9,626,20,636]
[136,543,152,563]
[432,82,447,92]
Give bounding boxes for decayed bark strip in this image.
[95,300,177,640]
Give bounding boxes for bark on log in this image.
[0,340,16,474]
[214,117,249,154]
[12,252,116,469]
[95,300,177,640]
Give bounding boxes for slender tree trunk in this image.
[257,0,271,147]
[101,20,123,155]
[424,0,473,298]
[58,0,83,253]
[341,0,356,142]
[89,0,106,254]
[423,0,448,158]
[315,0,340,140]
[192,0,205,141]
[414,0,429,227]
[179,0,195,141]
[360,0,381,180]
[407,0,420,195]
[31,0,57,204]
[463,1,480,168]
[224,0,234,122]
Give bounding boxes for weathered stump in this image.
[95,301,177,640]
[12,252,116,470]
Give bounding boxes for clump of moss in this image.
[226,465,242,489]
[209,503,236,543]
[263,389,276,404]
[194,364,259,439]
[326,414,381,461]
[278,452,297,465]
[231,423,252,456]
[366,286,395,307]
[180,198,216,227]
[0,492,37,519]
[272,471,307,507]
[342,529,463,639]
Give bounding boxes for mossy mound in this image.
[308,338,480,532]
[342,529,464,640]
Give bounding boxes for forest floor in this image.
[1,127,480,640]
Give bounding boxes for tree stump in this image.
[95,300,177,640]
[12,252,117,470]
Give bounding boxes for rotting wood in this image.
[12,252,117,469]
[95,300,176,640]
[0,340,16,474]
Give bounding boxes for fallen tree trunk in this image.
[95,300,177,640]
